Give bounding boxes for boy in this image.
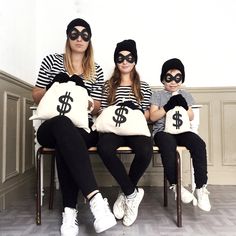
[150,58,211,211]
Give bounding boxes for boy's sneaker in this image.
[113,192,125,219]
[123,188,144,227]
[196,185,211,211]
[170,184,195,204]
[89,193,117,233]
[60,207,79,236]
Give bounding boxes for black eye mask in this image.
[68,28,90,42]
[115,53,135,64]
[164,73,183,83]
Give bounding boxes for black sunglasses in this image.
[68,28,90,42]
[116,53,135,64]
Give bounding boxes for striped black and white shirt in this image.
[35,53,104,101]
[100,81,152,112]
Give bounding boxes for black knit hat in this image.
[160,58,185,83]
[66,18,92,37]
[114,39,138,64]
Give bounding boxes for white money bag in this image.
[29,81,93,132]
[92,105,151,137]
[164,92,191,134]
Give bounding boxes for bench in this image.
[35,145,187,227]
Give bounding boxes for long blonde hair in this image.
[105,66,143,105]
[64,39,95,81]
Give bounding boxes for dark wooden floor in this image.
[0,185,236,236]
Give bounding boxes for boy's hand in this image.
[163,96,177,112]
[174,94,188,110]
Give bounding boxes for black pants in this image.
[37,116,98,208]
[154,131,208,189]
[97,133,153,195]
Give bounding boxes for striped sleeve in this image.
[100,83,109,109]
[89,64,104,101]
[140,81,152,111]
[35,54,64,88]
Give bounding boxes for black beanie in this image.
[66,18,92,37]
[160,58,185,83]
[114,39,138,64]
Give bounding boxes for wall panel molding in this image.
[0,71,34,210]
[2,92,20,183]
[221,100,236,166]
[22,98,35,173]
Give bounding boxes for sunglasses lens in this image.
[68,29,79,40]
[126,54,135,63]
[116,55,124,64]
[80,29,90,42]
[164,74,172,83]
[174,73,183,83]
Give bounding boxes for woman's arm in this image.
[91,99,101,115]
[144,109,150,120]
[32,86,46,104]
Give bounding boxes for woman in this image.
[97,39,153,227]
[32,18,116,236]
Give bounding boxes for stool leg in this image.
[176,151,182,227]
[49,154,55,209]
[164,171,168,207]
[36,149,41,225]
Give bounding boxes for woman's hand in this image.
[88,99,94,112]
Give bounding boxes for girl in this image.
[97,39,153,226]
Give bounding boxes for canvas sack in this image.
[30,81,92,132]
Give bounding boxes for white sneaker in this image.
[113,192,125,220]
[196,185,211,211]
[89,193,117,233]
[123,188,144,227]
[60,207,79,236]
[170,185,195,204]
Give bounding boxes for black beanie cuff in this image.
[66,18,92,37]
[160,58,185,83]
[114,39,138,64]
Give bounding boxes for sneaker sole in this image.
[198,203,211,212]
[95,217,117,233]
[113,211,124,220]
[182,194,195,204]
[61,230,79,236]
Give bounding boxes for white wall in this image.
[1,0,236,87]
[0,0,36,84]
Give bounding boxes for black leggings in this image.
[37,116,98,208]
[97,133,153,195]
[154,131,208,188]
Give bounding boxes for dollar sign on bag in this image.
[173,111,183,129]
[113,106,128,127]
[57,92,73,115]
